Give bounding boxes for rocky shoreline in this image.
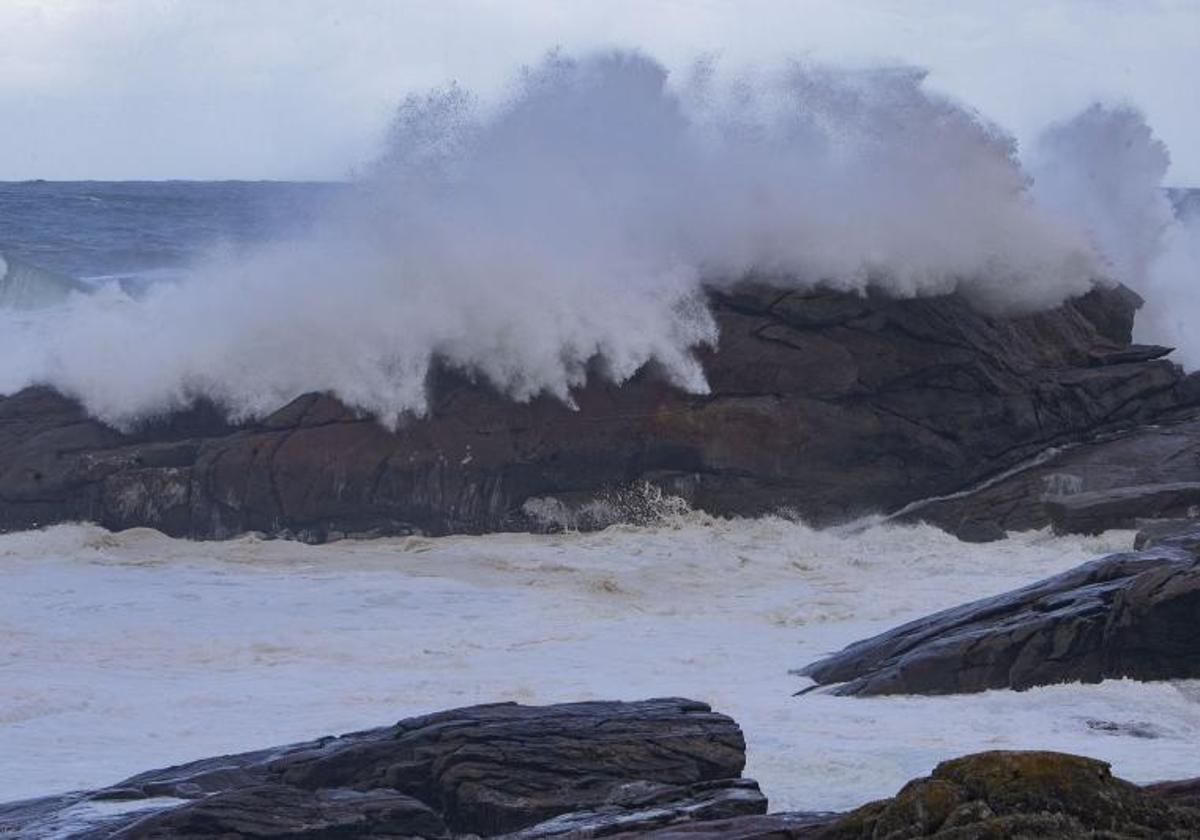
[3,282,1199,543]
[3,698,1198,838]
[6,282,1200,837]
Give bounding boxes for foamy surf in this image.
[3,518,1198,812]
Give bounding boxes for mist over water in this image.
[0,50,1193,428]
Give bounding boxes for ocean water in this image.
[4,519,1200,814]
[0,181,339,283]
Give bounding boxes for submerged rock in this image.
[0,698,764,838]
[799,526,1200,696]
[1,282,1196,541]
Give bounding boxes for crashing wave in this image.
[0,54,1195,429]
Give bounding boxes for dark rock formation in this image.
[909,410,1200,537]
[798,526,1200,696]
[819,751,1200,839]
[0,698,766,838]
[1046,482,1200,535]
[1,283,1196,541]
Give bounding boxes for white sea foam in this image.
[4,519,1199,811]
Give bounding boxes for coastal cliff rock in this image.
[799,525,1200,696]
[0,698,765,838]
[1,282,1195,541]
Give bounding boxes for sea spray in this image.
[0,51,1154,428]
[1029,104,1200,366]
[1142,213,1200,368]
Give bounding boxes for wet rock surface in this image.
[910,411,1200,538]
[0,698,765,838]
[1,283,1195,541]
[799,526,1200,696]
[1045,482,1200,535]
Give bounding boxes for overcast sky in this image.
[2,0,1197,183]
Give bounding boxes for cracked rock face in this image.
[0,698,766,838]
[799,527,1200,696]
[0,283,1194,541]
